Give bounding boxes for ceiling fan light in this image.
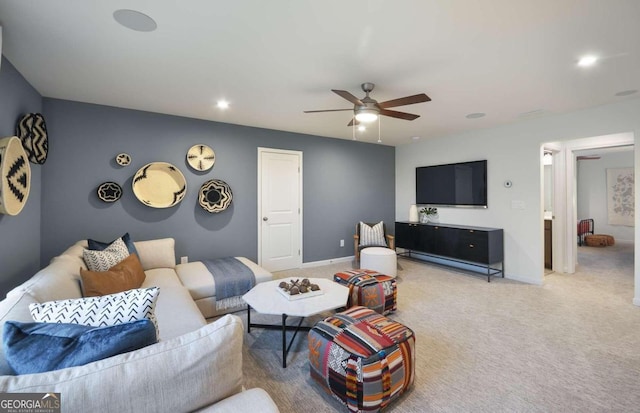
[355,109,378,123]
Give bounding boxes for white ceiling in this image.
[1,0,639,146]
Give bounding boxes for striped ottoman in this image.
[334,270,397,315]
[308,306,415,412]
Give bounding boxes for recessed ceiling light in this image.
[357,126,366,132]
[411,136,421,141]
[465,113,486,119]
[216,100,229,109]
[113,9,157,32]
[577,55,598,67]
[615,89,638,97]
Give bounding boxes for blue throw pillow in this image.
[88,232,138,256]
[3,319,156,375]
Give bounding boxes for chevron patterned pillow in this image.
[29,287,160,337]
[83,237,130,271]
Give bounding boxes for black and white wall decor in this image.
[115,153,131,166]
[132,162,187,208]
[198,179,232,213]
[97,181,123,203]
[187,144,215,171]
[0,136,31,216]
[15,113,48,164]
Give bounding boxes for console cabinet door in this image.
[395,222,419,250]
[429,225,457,257]
[455,229,489,264]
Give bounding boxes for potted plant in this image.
[419,207,438,223]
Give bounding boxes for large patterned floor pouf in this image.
[308,306,415,412]
[334,270,397,315]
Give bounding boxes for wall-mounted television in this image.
[416,160,487,208]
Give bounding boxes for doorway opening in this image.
[541,132,635,302]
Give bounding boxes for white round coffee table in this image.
[242,278,348,367]
[360,247,397,277]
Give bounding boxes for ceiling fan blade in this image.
[332,89,364,106]
[347,118,360,127]
[379,108,420,120]
[304,109,353,113]
[378,93,431,108]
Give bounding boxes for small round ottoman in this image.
[360,247,397,277]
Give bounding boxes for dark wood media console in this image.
[395,221,504,282]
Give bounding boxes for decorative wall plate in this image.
[15,113,48,164]
[0,136,31,216]
[116,153,131,166]
[132,162,187,208]
[97,182,122,203]
[198,179,232,213]
[187,144,215,171]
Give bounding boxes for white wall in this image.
[577,150,635,243]
[396,97,640,299]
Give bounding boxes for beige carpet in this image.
[234,243,640,412]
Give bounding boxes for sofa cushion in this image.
[143,268,205,340]
[194,388,280,413]
[176,257,272,301]
[18,255,85,303]
[0,292,39,375]
[29,287,160,336]
[79,253,146,297]
[133,238,176,270]
[88,232,138,256]
[4,320,156,374]
[0,315,245,413]
[82,238,130,271]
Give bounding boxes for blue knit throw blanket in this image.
[201,257,256,310]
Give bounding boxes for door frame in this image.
[544,132,634,275]
[257,147,303,268]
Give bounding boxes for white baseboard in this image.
[506,273,542,285]
[302,256,354,268]
[633,297,640,307]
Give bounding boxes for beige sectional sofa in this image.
[0,238,279,413]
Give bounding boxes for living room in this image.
[1,2,639,412]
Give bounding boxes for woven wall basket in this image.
[198,179,232,213]
[132,162,187,208]
[0,136,31,216]
[15,113,48,164]
[187,144,215,171]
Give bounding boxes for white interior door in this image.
[258,148,302,272]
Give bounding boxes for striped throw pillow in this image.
[359,221,386,247]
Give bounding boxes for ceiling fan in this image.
[304,82,431,126]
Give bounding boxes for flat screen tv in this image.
[416,160,487,208]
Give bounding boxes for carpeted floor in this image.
[233,243,639,412]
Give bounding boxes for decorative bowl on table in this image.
[277,278,323,301]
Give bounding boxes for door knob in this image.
[263,217,268,221]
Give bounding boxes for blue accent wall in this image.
[40,99,395,266]
[0,57,42,296]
